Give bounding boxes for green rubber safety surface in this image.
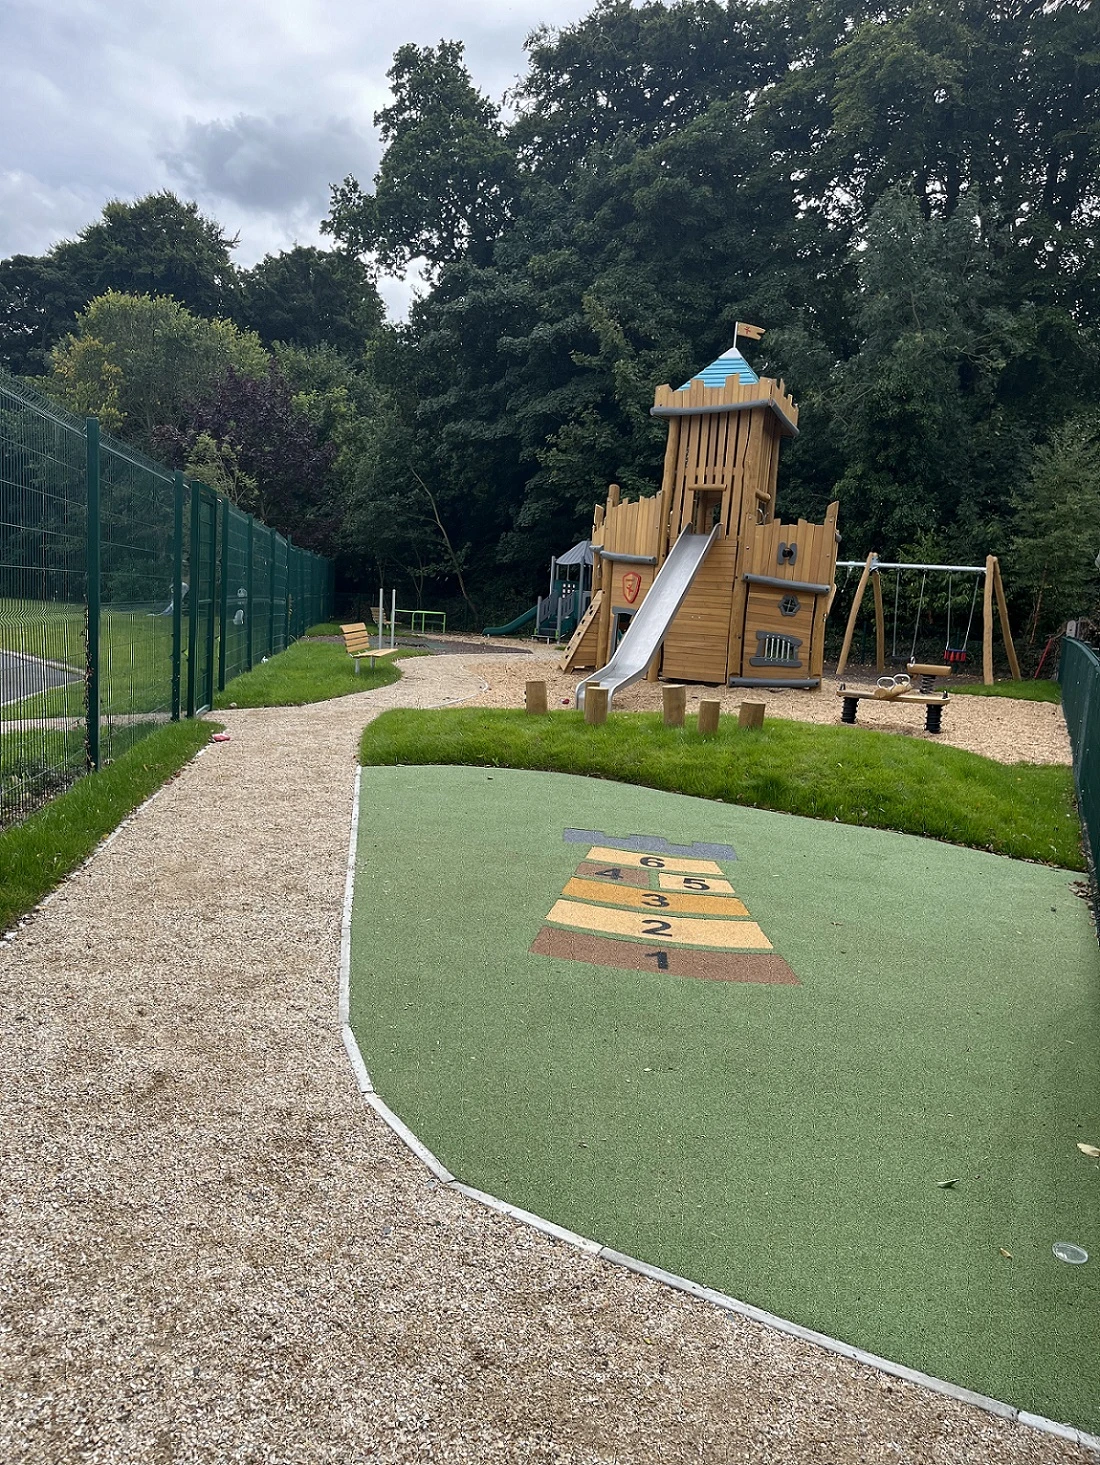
[350,766,1100,1431]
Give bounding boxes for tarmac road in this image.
[0,650,82,707]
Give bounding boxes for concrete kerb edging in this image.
[339,765,1100,1458]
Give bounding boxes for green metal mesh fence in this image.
[250,524,272,665]
[221,503,251,685]
[99,437,177,764]
[272,534,289,655]
[0,381,88,821]
[0,371,334,827]
[1059,637,1099,895]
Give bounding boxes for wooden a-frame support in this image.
[835,554,1020,684]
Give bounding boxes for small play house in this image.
[562,337,839,691]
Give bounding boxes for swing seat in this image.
[944,647,968,665]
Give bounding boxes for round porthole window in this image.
[779,595,801,617]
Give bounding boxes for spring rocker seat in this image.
[837,663,952,734]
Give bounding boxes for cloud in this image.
[163,113,376,218]
[0,172,104,256]
[0,0,597,304]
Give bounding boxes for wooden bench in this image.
[340,622,399,673]
[837,682,949,733]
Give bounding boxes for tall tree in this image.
[52,192,239,318]
[47,292,268,444]
[153,362,338,550]
[236,247,384,354]
[0,193,241,379]
[325,41,519,276]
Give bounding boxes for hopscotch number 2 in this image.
[642,918,673,936]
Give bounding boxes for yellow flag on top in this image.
[735,321,766,342]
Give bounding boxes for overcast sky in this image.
[0,0,593,316]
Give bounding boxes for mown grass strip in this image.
[213,639,422,709]
[0,719,214,933]
[359,708,1082,869]
[951,679,1061,703]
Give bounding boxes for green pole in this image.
[245,516,254,670]
[217,495,229,692]
[186,481,200,717]
[287,537,294,644]
[268,527,276,655]
[171,472,184,720]
[85,417,101,771]
[205,489,217,708]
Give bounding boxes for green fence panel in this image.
[0,369,334,826]
[221,503,251,684]
[1059,637,1100,890]
[97,434,176,766]
[0,378,88,823]
[186,483,218,716]
[272,534,289,655]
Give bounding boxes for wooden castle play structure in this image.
[562,333,840,701]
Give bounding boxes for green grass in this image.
[303,621,343,637]
[952,678,1062,702]
[2,600,175,719]
[0,598,84,666]
[359,708,1083,869]
[213,637,421,708]
[1,726,86,818]
[0,718,214,932]
[350,766,1100,1432]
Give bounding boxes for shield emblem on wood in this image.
[622,571,642,604]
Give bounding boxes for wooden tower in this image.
[563,337,839,687]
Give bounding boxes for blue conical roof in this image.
[678,344,758,391]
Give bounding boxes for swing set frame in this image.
[834,553,1021,685]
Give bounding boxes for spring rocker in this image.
[837,662,953,733]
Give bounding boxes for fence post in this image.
[171,472,184,720]
[204,489,217,707]
[245,516,254,671]
[217,495,229,692]
[268,527,276,655]
[85,417,101,771]
[286,537,294,644]
[186,481,200,717]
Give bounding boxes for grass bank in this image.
[0,718,214,932]
[213,638,420,709]
[952,678,1061,703]
[360,708,1082,869]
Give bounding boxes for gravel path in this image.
[2,653,1091,1463]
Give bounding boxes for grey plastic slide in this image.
[577,523,722,709]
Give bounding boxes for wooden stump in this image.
[662,684,687,728]
[698,699,721,736]
[584,684,609,726]
[738,701,765,730]
[525,679,548,715]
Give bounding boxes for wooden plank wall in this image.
[589,491,664,664]
[601,493,663,557]
[733,503,839,680]
[662,537,738,683]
